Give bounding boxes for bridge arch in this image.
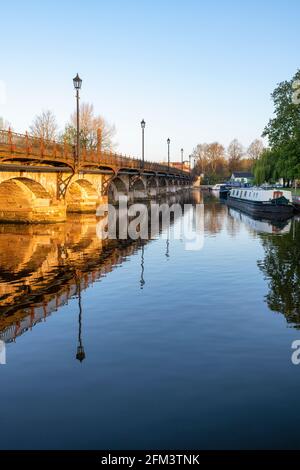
[158,177,168,188]
[147,176,158,187]
[107,176,128,203]
[131,177,147,200]
[0,177,65,223]
[66,179,98,213]
[0,177,51,208]
[147,176,159,197]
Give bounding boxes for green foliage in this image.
[257,69,300,185]
[254,137,300,186]
[62,124,93,149]
[201,174,223,185]
[253,149,276,184]
[258,220,300,324]
[263,69,300,148]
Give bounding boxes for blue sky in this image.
[0,0,299,161]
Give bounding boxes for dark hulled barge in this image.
[226,187,294,219]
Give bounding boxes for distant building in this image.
[230,172,254,184]
[168,161,190,171]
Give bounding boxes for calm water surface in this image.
[0,191,300,449]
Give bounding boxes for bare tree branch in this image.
[63,102,116,151]
[29,110,58,141]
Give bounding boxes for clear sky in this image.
[0,0,299,162]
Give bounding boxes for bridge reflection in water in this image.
[0,216,144,348]
[0,193,197,349]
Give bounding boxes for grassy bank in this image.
[292,188,300,196]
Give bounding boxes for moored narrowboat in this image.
[227,187,294,219]
[211,183,230,199]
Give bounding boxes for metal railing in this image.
[0,129,189,177]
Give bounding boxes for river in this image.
[0,191,299,449]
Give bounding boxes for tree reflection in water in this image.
[258,218,300,327]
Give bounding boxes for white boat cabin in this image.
[229,187,293,203]
[212,184,227,190]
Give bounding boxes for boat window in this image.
[244,191,247,197]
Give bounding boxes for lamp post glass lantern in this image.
[141,120,145,168]
[73,74,82,164]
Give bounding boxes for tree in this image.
[247,139,264,160]
[192,142,227,183]
[206,142,225,173]
[255,69,300,185]
[258,222,300,324]
[239,158,254,173]
[63,102,116,151]
[262,69,300,148]
[253,149,277,185]
[192,144,209,175]
[29,110,58,141]
[227,139,243,173]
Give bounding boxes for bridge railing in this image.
[0,129,189,177]
[0,129,74,162]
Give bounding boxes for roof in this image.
[231,172,254,178]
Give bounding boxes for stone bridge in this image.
[0,129,191,223]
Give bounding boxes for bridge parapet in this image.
[0,129,189,178]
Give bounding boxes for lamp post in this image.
[165,231,170,259]
[181,148,184,171]
[73,73,82,165]
[189,154,192,175]
[75,275,85,363]
[140,243,145,289]
[167,138,170,170]
[141,119,145,169]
